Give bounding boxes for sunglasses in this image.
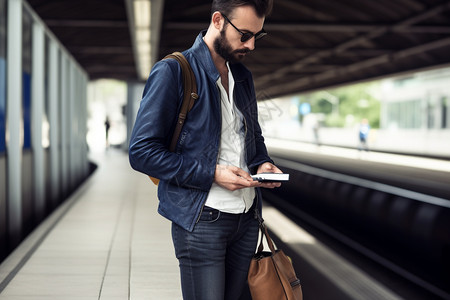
[222,14,267,43]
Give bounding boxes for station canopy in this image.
[28,0,450,99]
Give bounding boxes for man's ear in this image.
[211,11,224,30]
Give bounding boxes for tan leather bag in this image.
[248,223,303,300]
[148,52,198,185]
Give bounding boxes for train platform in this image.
[0,148,404,299]
[265,138,450,201]
[0,149,181,299]
[265,138,450,173]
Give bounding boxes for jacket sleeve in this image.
[243,73,274,172]
[128,60,213,191]
[249,110,274,171]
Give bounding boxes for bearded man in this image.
[129,1,282,299]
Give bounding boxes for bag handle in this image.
[165,52,198,152]
[257,223,277,254]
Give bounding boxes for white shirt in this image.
[205,63,255,213]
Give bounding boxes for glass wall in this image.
[0,0,7,261]
[43,35,50,149]
[23,8,32,150]
[442,96,449,129]
[1,0,90,264]
[386,99,422,129]
[22,6,34,235]
[0,0,6,153]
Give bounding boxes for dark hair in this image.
[211,0,273,18]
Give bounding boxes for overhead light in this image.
[135,28,150,42]
[134,0,151,28]
[133,0,151,80]
[127,0,163,80]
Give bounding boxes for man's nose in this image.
[243,37,255,51]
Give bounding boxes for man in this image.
[358,118,370,151]
[129,0,280,299]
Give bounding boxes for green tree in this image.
[298,82,381,128]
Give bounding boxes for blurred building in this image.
[380,67,450,130]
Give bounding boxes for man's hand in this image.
[214,165,260,191]
[256,162,283,188]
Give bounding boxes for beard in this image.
[213,27,250,63]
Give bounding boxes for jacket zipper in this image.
[195,86,222,224]
[234,85,250,212]
[242,113,248,161]
[242,113,250,212]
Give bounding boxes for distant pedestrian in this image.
[104,117,111,148]
[313,121,320,146]
[358,118,370,151]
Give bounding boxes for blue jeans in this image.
[171,205,259,300]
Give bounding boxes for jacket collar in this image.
[190,31,220,82]
[190,31,250,83]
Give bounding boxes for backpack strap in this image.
[148,52,198,186]
[164,52,198,152]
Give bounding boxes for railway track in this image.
[262,154,450,299]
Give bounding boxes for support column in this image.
[48,39,60,207]
[60,53,69,197]
[6,0,23,246]
[31,21,45,221]
[125,81,145,150]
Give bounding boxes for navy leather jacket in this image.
[129,31,273,231]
